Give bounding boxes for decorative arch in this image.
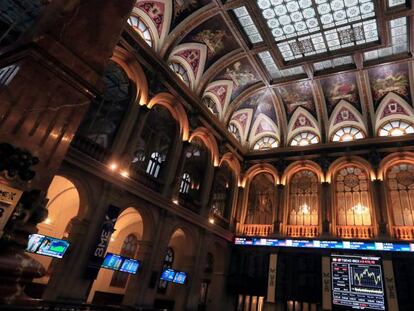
[379,152,414,239]
[147,92,190,141]
[282,160,324,185]
[203,80,233,121]
[133,0,172,52]
[111,46,149,105]
[241,163,279,188]
[287,107,321,144]
[283,161,323,237]
[249,113,280,149]
[374,92,414,134]
[378,152,414,181]
[328,100,367,140]
[219,152,241,185]
[327,156,376,183]
[168,43,208,90]
[328,157,377,239]
[189,127,220,167]
[228,108,253,145]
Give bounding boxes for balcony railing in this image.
[392,226,414,240]
[238,224,273,236]
[336,225,374,239]
[285,225,319,237]
[71,135,111,163]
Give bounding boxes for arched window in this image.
[203,97,219,116]
[211,163,234,219]
[228,123,241,142]
[77,61,132,150]
[127,15,153,47]
[332,127,365,142]
[146,152,163,178]
[287,170,319,231]
[110,234,138,288]
[378,120,414,137]
[290,132,319,146]
[386,163,414,239]
[253,136,279,150]
[246,173,275,226]
[158,247,174,293]
[131,106,177,184]
[334,165,373,238]
[180,173,191,194]
[169,62,190,87]
[179,138,209,209]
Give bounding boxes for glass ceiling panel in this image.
[256,0,379,61]
[313,55,353,70]
[258,50,304,78]
[364,17,408,61]
[233,6,264,44]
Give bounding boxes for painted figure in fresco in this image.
[224,61,256,88]
[194,29,227,57]
[278,82,314,115]
[370,65,409,102]
[174,0,199,16]
[328,81,357,104]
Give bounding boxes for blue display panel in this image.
[331,255,386,310]
[26,234,70,258]
[160,268,176,282]
[173,271,187,284]
[234,237,414,252]
[101,252,140,274]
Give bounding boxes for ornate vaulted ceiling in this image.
[127,0,414,152]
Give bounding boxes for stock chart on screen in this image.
[331,255,385,310]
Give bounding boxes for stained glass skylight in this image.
[258,51,304,78]
[364,17,408,61]
[388,0,406,7]
[313,55,353,71]
[233,6,264,44]
[256,0,379,61]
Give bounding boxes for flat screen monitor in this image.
[160,268,176,282]
[120,258,140,274]
[26,234,70,259]
[331,255,386,310]
[101,253,140,274]
[173,271,187,284]
[102,253,123,271]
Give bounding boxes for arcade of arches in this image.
[1,1,414,311]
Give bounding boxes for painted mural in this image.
[238,89,277,123]
[368,62,411,110]
[320,72,361,115]
[276,81,317,121]
[172,0,211,28]
[183,15,240,68]
[214,58,260,100]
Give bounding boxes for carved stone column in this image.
[321,182,331,236]
[274,184,285,235]
[372,179,388,237]
[0,0,136,304]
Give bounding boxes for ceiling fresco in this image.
[181,15,241,69]
[127,0,414,151]
[320,72,361,115]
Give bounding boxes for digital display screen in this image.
[234,237,414,253]
[331,255,385,310]
[160,268,176,282]
[173,271,187,284]
[26,234,70,258]
[102,253,123,271]
[120,258,140,274]
[101,253,140,274]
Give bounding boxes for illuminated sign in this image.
[331,255,385,310]
[234,237,414,252]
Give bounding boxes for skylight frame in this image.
[253,0,386,65]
